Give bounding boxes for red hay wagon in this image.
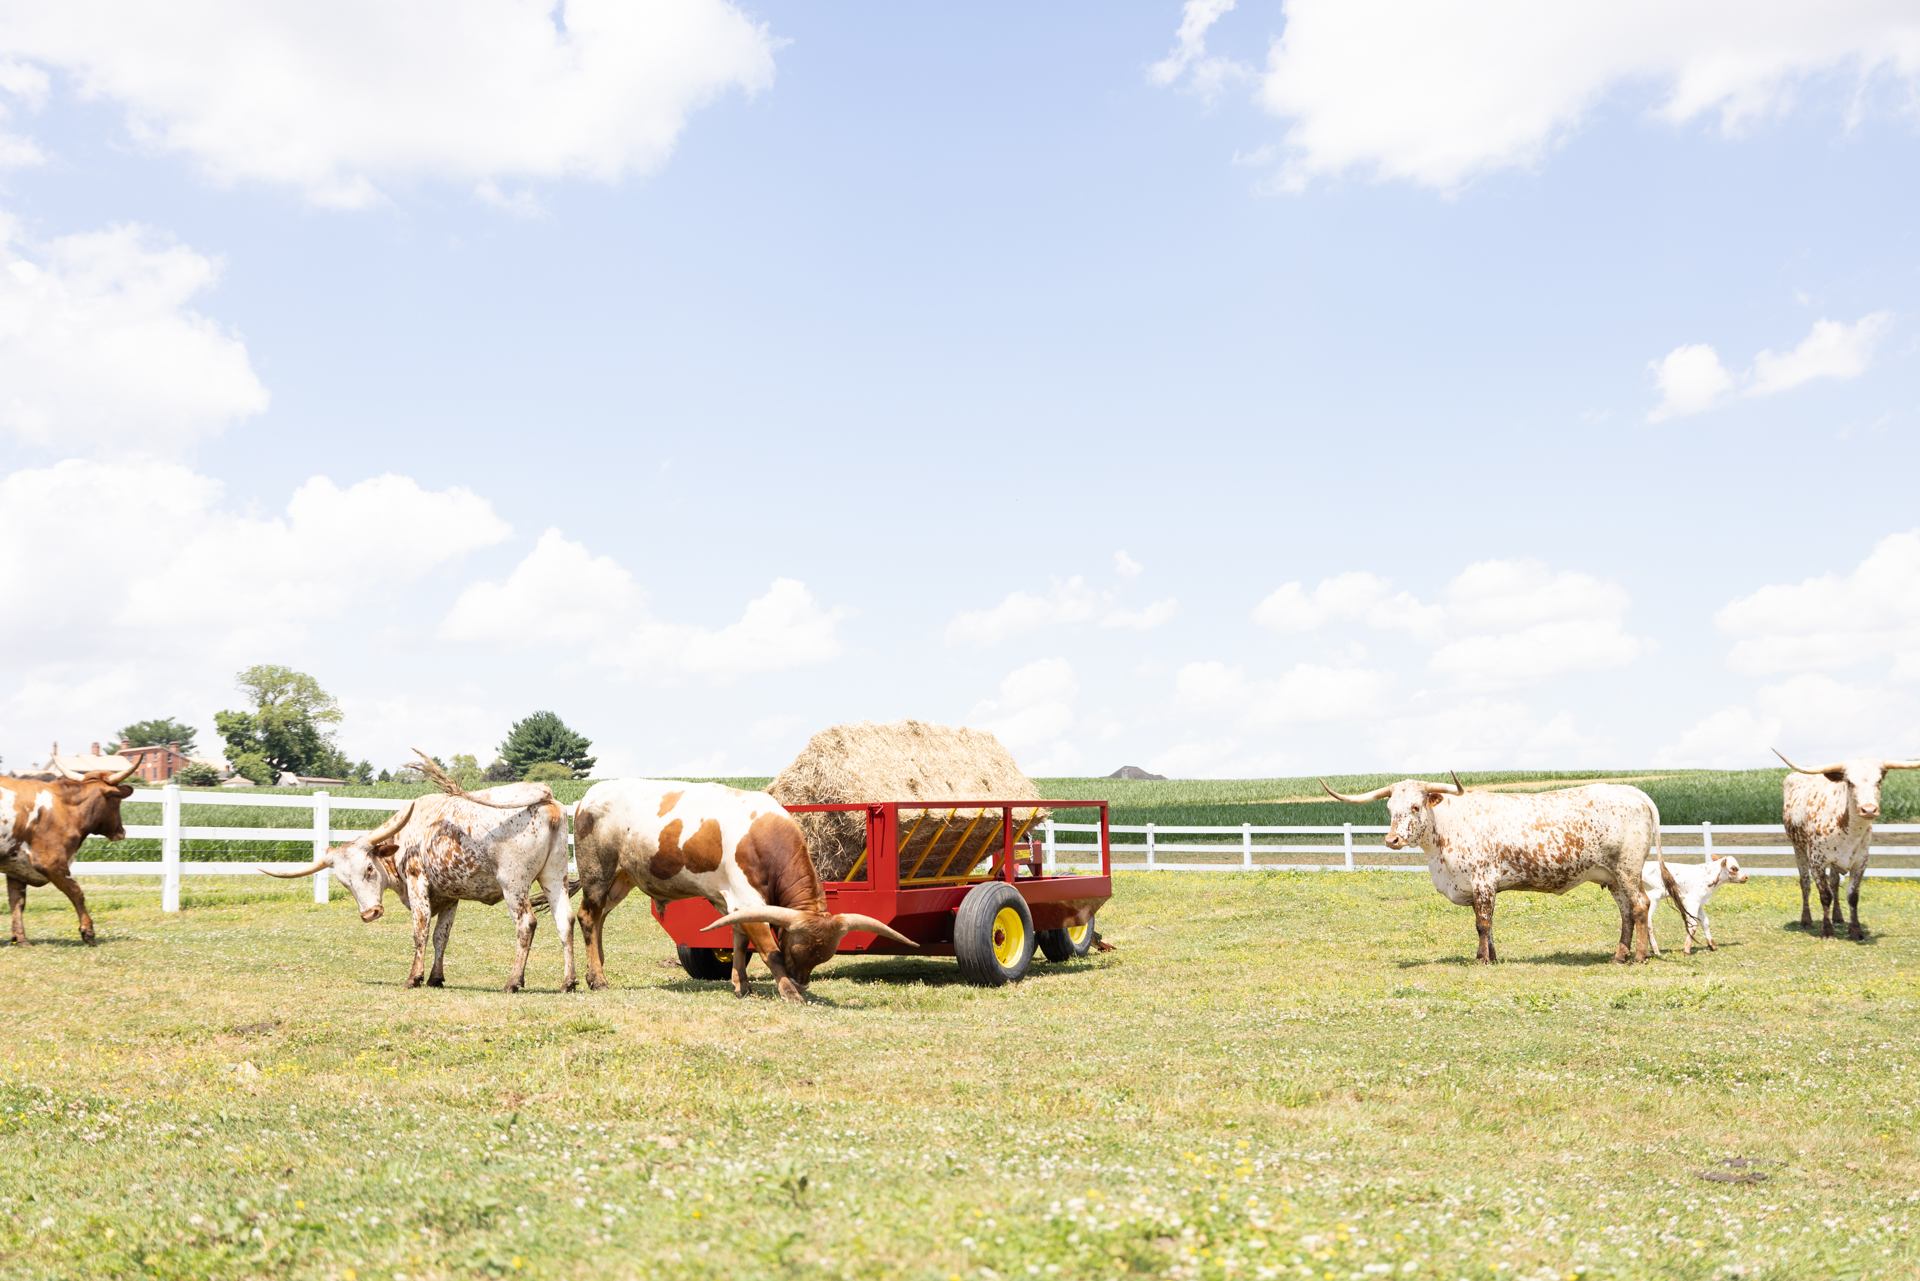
[651,799,1113,986]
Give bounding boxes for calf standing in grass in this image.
[1777,749,1919,940]
[1641,853,1745,955]
[1321,775,1680,964]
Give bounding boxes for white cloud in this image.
[1252,570,1446,641]
[1254,1,1920,189]
[1175,659,1394,728]
[1100,598,1178,632]
[1148,0,1247,101]
[1749,311,1892,394]
[1715,529,1920,676]
[440,528,847,683]
[944,577,1097,647]
[1658,675,1919,768]
[1648,343,1734,422]
[1373,699,1610,769]
[969,657,1082,775]
[1652,703,1779,769]
[1114,549,1144,579]
[0,0,776,207]
[1429,559,1652,690]
[1649,312,1892,421]
[0,217,267,450]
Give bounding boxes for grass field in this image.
[93,769,1920,863]
[5,870,1920,1279]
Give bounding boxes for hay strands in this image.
[410,749,537,810]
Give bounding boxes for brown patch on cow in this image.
[574,808,595,841]
[651,819,687,879]
[733,813,825,915]
[681,818,724,873]
[657,791,683,818]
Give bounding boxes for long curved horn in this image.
[362,801,417,847]
[704,905,808,932]
[834,913,919,947]
[105,761,138,784]
[1774,748,1845,775]
[1424,772,1466,796]
[1884,759,1920,771]
[52,760,84,781]
[260,857,330,878]
[1320,779,1393,804]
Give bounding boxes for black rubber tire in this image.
[954,881,1036,987]
[677,945,733,980]
[1037,913,1097,963]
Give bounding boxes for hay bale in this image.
[769,720,1045,881]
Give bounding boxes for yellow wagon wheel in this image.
[1038,912,1097,962]
[954,882,1036,987]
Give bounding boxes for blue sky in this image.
[1,0,1917,778]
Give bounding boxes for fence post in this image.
[1043,817,1056,873]
[161,784,181,912]
[1146,822,1156,870]
[312,791,331,904]
[1343,823,1354,872]
[1242,823,1252,869]
[1701,820,1713,860]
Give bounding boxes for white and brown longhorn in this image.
[572,779,915,1003]
[1320,774,1683,964]
[265,773,573,992]
[1776,749,1920,941]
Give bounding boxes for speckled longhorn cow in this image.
[265,782,574,992]
[1321,776,1682,964]
[1,762,138,945]
[572,780,914,1003]
[1777,749,1920,941]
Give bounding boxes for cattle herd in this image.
[0,749,1914,997]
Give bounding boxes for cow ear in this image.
[1825,770,1846,782]
[1425,791,1447,807]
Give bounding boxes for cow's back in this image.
[396,786,565,902]
[574,778,791,903]
[1438,784,1657,893]
[0,778,57,882]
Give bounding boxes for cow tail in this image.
[1652,801,1696,932]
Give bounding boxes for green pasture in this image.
[5,870,1920,1280]
[91,769,1920,863]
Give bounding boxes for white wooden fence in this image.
[65,789,1920,911]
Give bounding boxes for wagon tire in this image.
[677,945,733,981]
[954,881,1035,987]
[1038,913,1097,963]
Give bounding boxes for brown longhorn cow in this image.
[1,761,139,945]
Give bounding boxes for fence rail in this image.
[66,790,1920,910]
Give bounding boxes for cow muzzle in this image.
[1384,833,1405,850]
[360,906,384,923]
[1860,804,1880,818]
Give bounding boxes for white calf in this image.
[1641,853,1746,955]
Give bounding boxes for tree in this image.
[177,762,219,787]
[112,717,198,754]
[499,712,594,779]
[484,758,517,783]
[231,752,275,787]
[522,761,573,783]
[450,753,482,790]
[215,665,349,778]
[377,768,393,784]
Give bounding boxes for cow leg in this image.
[7,877,27,947]
[1608,885,1636,964]
[427,903,459,986]
[406,890,433,988]
[1846,865,1866,941]
[1827,867,1847,933]
[1814,867,1836,939]
[502,892,539,994]
[731,925,753,997]
[1645,903,1661,957]
[738,921,803,1001]
[539,861,576,992]
[1795,848,1814,930]
[41,866,95,944]
[579,871,634,992]
[1626,876,1651,963]
[1701,907,1715,952]
[1472,891,1497,964]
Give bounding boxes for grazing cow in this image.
[573,780,914,1002]
[1777,749,1920,940]
[1,762,138,945]
[265,776,574,992]
[1641,853,1746,956]
[1321,775,1682,964]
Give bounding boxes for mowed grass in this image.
[5,872,1920,1279]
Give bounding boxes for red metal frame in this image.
[651,800,1112,959]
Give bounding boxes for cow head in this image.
[702,905,919,986]
[51,762,139,841]
[1320,773,1465,851]
[260,801,412,922]
[1713,855,1747,887]
[1775,750,1920,823]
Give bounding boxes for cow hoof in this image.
[562,979,578,993]
[11,938,30,948]
[406,976,425,988]
[426,975,445,988]
[587,975,609,992]
[80,930,96,945]
[502,983,522,995]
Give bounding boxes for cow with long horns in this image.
[1,759,139,945]
[572,780,915,1003]
[1777,749,1920,940]
[264,764,574,991]
[1320,774,1682,964]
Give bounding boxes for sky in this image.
[1,0,1918,780]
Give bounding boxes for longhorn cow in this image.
[1321,775,1683,964]
[1,760,138,945]
[1777,749,1920,940]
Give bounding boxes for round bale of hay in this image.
[769,720,1046,882]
